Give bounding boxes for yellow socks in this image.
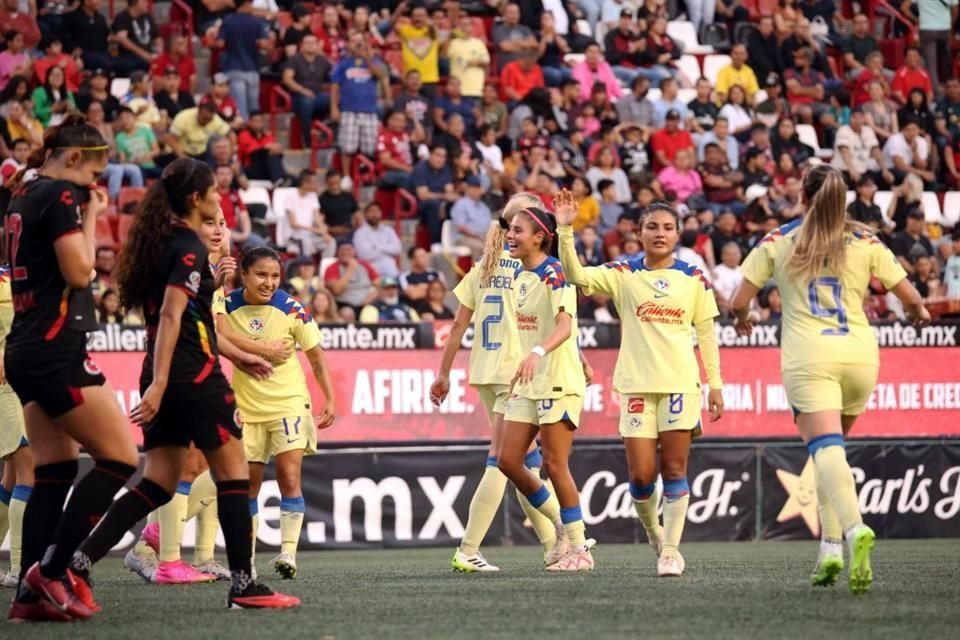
[186,471,217,520]
[185,471,219,564]
[662,479,690,553]
[0,486,10,556]
[809,435,862,532]
[8,485,29,574]
[158,481,191,562]
[630,481,662,545]
[560,507,586,546]
[279,496,305,557]
[460,457,507,555]
[817,478,843,543]
[517,449,562,550]
[524,483,562,528]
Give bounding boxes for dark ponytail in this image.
[240,246,282,272]
[116,158,216,309]
[7,113,108,189]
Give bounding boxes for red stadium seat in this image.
[117,187,146,216]
[116,214,136,248]
[383,47,404,75]
[755,0,778,17]
[276,11,293,35]
[95,216,116,250]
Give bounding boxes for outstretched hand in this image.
[552,189,577,227]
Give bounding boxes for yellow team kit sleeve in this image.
[546,261,579,317]
[291,315,323,352]
[453,265,478,311]
[690,273,723,389]
[557,225,620,298]
[0,279,12,349]
[740,236,777,288]
[212,287,226,316]
[869,240,908,289]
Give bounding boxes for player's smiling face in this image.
[506,215,540,261]
[641,210,679,260]
[242,257,282,304]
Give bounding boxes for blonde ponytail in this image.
[478,191,542,283]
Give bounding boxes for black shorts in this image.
[141,373,242,451]
[5,354,106,419]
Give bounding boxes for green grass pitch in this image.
[4,540,958,639]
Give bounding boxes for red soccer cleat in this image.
[227,583,301,610]
[68,570,102,614]
[8,597,74,623]
[23,563,94,621]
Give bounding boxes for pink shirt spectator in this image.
[657,166,703,201]
[0,50,27,92]
[572,61,623,102]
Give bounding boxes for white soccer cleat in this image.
[124,547,159,583]
[544,522,571,567]
[451,549,500,573]
[272,553,298,580]
[194,558,232,581]
[0,568,18,588]
[657,550,686,577]
[545,544,595,572]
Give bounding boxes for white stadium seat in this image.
[667,20,713,54]
[239,186,274,220]
[702,54,731,85]
[846,190,855,205]
[270,186,299,246]
[942,191,960,228]
[110,78,130,99]
[677,54,702,83]
[677,88,697,105]
[920,192,943,225]
[752,89,768,104]
[441,220,471,258]
[873,191,893,218]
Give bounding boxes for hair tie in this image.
[524,208,555,238]
[498,217,509,230]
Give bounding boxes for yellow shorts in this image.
[504,395,583,428]
[618,393,703,439]
[475,384,510,418]
[783,363,879,417]
[0,384,27,459]
[243,415,317,464]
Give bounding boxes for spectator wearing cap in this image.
[715,44,760,104]
[319,171,359,241]
[493,3,539,73]
[151,34,197,95]
[652,78,690,130]
[617,76,655,130]
[75,68,122,123]
[918,0,957,93]
[882,118,935,186]
[572,41,623,103]
[449,175,492,259]
[377,110,421,190]
[846,175,886,226]
[34,36,81,93]
[282,33,332,148]
[213,0,270,121]
[411,145,458,245]
[31,65,76,128]
[110,0,160,76]
[741,146,773,189]
[168,101,231,160]
[323,242,379,323]
[237,111,288,185]
[832,108,893,187]
[650,109,695,172]
[697,117,740,169]
[388,2,443,97]
[449,13,491,98]
[499,53,546,107]
[890,208,935,274]
[62,0,111,73]
[0,0,40,50]
[755,73,788,129]
[122,71,162,128]
[842,14,880,79]
[155,65,195,120]
[400,246,445,305]
[353,201,403,279]
[784,47,826,124]
[201,72,242,126]
[699,143,746,215]
[657,148,703,202]
[331,30,387,178]
[747,16,783,83]
[742,184,774,236]
[891,47,934,105]
[0,30,30,92]
[359,277,420,324]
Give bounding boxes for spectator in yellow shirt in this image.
[447,14,490,99]
[714,44,760,103]
[571,176,601,231]
[391,1,445,95]
[168,103,232,159]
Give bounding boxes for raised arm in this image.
[554,189,618,295]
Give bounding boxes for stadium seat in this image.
[753,89,768,103]
[677,88,697,104]
[700,23,731,52]
[943,191,960,228]
[733,21,757,45]
[563,53,585,67]
[116,213,135,248]
[319,257,336,278]
[271,187,299,247]
[677,55,702,83]
[795,124,832,159]
[95,216,116,249]
[755,0,779,16]
[646,88,662,102]
[117,186,146,215]
[702,54,731,84]
[667,21,713,54]
[240,186,276,222]
[846,190,855,206]
[575,19,592,37]
[441,220,472,258]
[873,191,893,218]
[110,78,130,99]
[920,192,943,225]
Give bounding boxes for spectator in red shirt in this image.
[499,53,545,105]
[34,37,82,93]
[377,109,418,189]
[314,3,345,62]
[200,72,242,126]
[0,0,41,50]
[214,163,267,249]
[891,47,934,105]
[850,52,890,108]
[650,109,694,172]
[784,47,826,124]
[237,111,288,185]
[151,33,197,95]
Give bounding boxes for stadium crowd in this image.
[0,0,958,326]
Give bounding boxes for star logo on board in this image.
[775,457,820,537]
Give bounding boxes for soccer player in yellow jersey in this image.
[432,193,568,572]
[0,263,32,588]
[731,165,930,594]
[215,247,335,580]
[555,191,725,577]
[495,205,593,572]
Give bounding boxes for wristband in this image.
[531,346,546,357]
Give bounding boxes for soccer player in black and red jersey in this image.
[1,116,143,622]
[66,158,300,610]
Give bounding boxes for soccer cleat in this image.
[8,595,74,623]
[847,525,876,595]
[545,544,595,572]
[124,547,158,583]
[194,559,232,581]
[451,549,500,573]
[1,569,18,588]
[272,553,298,580]
[67,571,101,614]
[140,522,161,554]
[23,563,94,620]
[155,560,218,585]
[657,550,686,577]
[811,546,844,587]
[227,582,301,609]
[544,522,570,567]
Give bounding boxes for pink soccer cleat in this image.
[154,560,217,585]
[140,522,161,555]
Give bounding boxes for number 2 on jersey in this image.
[480,294,503,350]
[3,213,27,281]
[807,277,848,335]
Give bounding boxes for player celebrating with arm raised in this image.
[216,246,335,581]
[431,193,568,573]
[555,191,725,578]
[495,206,592,572]
[730,165,930,594]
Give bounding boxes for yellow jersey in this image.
[512,255,585,400]
[715,64,760,99]
[220,288,322,422]
[396,23,440,84]
[559,226,720,395]
[446,36,489,98]
[453,250,522,387]
[740,220,907,371]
